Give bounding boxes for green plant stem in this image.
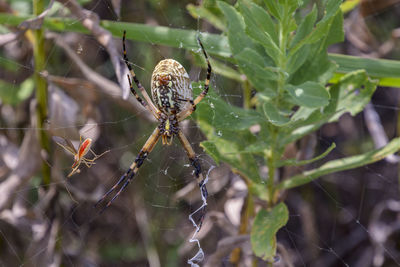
[265,122,280,205]
[243,80,252,109]
[33,0,51,185]
[266,4,290,205]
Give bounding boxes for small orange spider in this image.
[56,136,109,177]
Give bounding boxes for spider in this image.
[56,136,109,177]
[95,31,211,226]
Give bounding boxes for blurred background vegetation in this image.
[1,0,400,266]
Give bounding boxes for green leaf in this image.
[251,203,289,260]
[263,101,290,126]
[290,51,337,85]
[263,0,283,20]
[200,141,221,164]
[217,1,251,55]
[193,82,265,130]
[289,0,342,56]
[0,78,34,106]
[277,142,336,167]
[290,5,317,49]
[218,1,277,94]
[187,4,226,31]
[198,127,262,183]
[325,9,344,47]
[329,70,378,121]
[280,70,377,147]
[235,48,278,95]
[242,1,278,44]
[283,0,303,14]
[194,84,262,182]
[278,137,400,190]
[239,1,280,63]
[286,81,330,108]
[287,44,311,74]
[192,51,243,82]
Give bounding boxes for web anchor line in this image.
[187,166,215,267]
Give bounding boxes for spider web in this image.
[1,1,400,267]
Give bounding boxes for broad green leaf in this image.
[290,50,337,85]
[239,1,280,63]
[0,78,34,106]
[217,1,252,55]
[218,1,276,94]
[194,84,262,182]
[289,106,318,122]
[286,81,330,108]
[263,101,290,126]
[283,0,303,14]
[325,9,344,47]
[289,0,342,56]
[281,70,377,145]
[290,5,317,49]
[329,70,378,121]
[235,48,278,95]
[198,127,262,182]
[187,4,226,31]
[278,137,400,190]
[192,51,243,82]
[263,0,283,20]
[241,1,278,44]
[251,203,289,260]
[193,83,265,130]
[200,141,221,164]
[287,44,311,74]
[324,0,343,19]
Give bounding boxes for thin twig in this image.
[56,0,131,99]
[46,32,155,122]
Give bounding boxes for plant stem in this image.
[266,3,291,205]
[243,79,252,109]
[33,0,51,185]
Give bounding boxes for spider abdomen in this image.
[151,59,192,114]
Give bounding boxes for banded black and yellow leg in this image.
[95,127,161,212]
[177,130,208,228]
[123,31,160,119]
[177,36,212,121]
[126,74,149,110]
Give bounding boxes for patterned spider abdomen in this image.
[151,59,192,114]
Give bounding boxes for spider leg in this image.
[177,36,211,122]
[123,31,160,119]
[95,127,161,211]
[177,130,208,229]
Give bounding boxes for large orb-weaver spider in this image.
[95,31,211,227]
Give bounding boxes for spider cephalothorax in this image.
[96,31,211,229]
